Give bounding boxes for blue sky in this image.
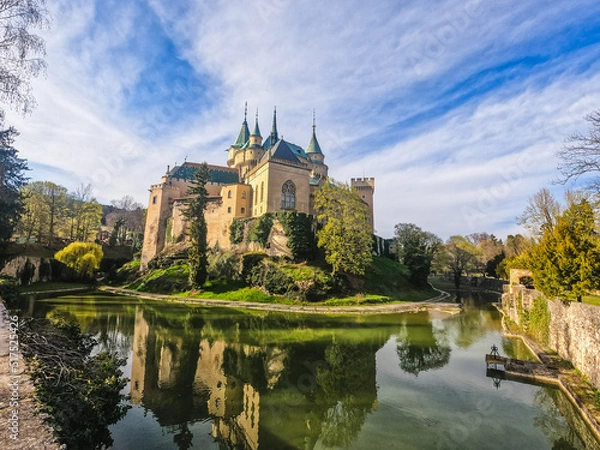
[7,0,600,239]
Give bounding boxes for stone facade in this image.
[502,279,600,389]
[141,106,375,268]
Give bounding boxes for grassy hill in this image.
[123,255,437,305]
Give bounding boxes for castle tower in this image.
[227,103,250,167]
[269,107,278,148]
[306,111,324,164]
[248,109,262,147]
[351,177,375,233]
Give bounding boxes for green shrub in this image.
[0,277,18,306]
[247,213,273,248]
[229,219,245,245]
[54,242,103,281]
[207,251,240,281]
[241,252,267,282]
[249,261,295,296]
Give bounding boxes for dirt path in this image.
[0,302,63,449]
[99,286,460,315]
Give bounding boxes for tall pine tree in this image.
[0,127,28,261]
[184,163,210,287]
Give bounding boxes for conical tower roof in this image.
[233,103,250,147]
[251,109,261,137]
[306,111,323,155]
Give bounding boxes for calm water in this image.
[17,292,600,450]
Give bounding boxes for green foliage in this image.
[184,163,210,287]
[438,235,479,289]
[393,222,442,286]
[0,277,19,306]
[525,199,600,301]
[0,128,28,262]
[127,264,191,293]
[277,211,316,261]
[54,242,103,280]
[207,250,240,281]
[314,180,372,276]
[241,252,267,282]
[20,317,129,450]
[528,296,551,345]
[229,218,245,245]
[249,261,295,296]
[247,213,274,248]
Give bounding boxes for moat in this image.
[17,292,600,450]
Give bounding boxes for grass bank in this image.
[125,256,437,305]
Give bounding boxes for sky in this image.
[6,0,600,240]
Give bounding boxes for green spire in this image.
[269,106,278,147]
[306,110,323,155]
[251,108,261,137]
[233,102,250,147]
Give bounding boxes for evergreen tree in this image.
[314,179,372,276]
[527,199,600,302]
[0,127,27,259]
[184,163,210,287]
[393,223,441,286]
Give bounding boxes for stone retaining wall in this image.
[503,285,600,388]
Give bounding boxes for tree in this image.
[557,110,600,191]
[0,127,27,257]
[314,179,372,276]
[55,242,103,281]
[517,188,561,235]
[105,195,145,249]
[440,235,479,290]
[393,223,441,286]
[0,0,48,121]
[184,163,210,286]
[526,200,600,302]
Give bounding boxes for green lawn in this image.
[582,295,600,307]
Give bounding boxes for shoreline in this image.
[0,301,63,449]
[98,285,460,315]
[494,303,600,445]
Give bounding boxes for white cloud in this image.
[4,0,600,241]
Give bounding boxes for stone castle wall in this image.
[502,284,600,388]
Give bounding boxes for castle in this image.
[141,105,375,268]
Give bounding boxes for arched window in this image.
[281,180,296,210]
[227,190,232,199]
[241,191,246,199]
[260,182,264,202]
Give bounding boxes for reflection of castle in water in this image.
[130,307,287,449]
[128,306,387,450]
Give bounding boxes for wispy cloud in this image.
[5,0,600,239]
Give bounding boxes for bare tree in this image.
[0,0,48,122]
[557,110,600,191]
[516,188,561,235]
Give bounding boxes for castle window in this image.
[227,206,232,213]
[152,196,157,204]
[281,180,296,210]
[228,190,232,198]
[260,182,264,202]
[242,191,247,199]
[241,207,246,214]
[255,187,258,203]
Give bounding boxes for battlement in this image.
[351,177,375,189]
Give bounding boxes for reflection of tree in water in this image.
[173,422,194,450]
[315,342,378,448]
[533,388,589,450]
[395,317,451,376]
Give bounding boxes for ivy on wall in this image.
[247,213,274,248]
[229,219,245,245]
[277,211,316,261]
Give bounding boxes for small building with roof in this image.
[141,105,374,268]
